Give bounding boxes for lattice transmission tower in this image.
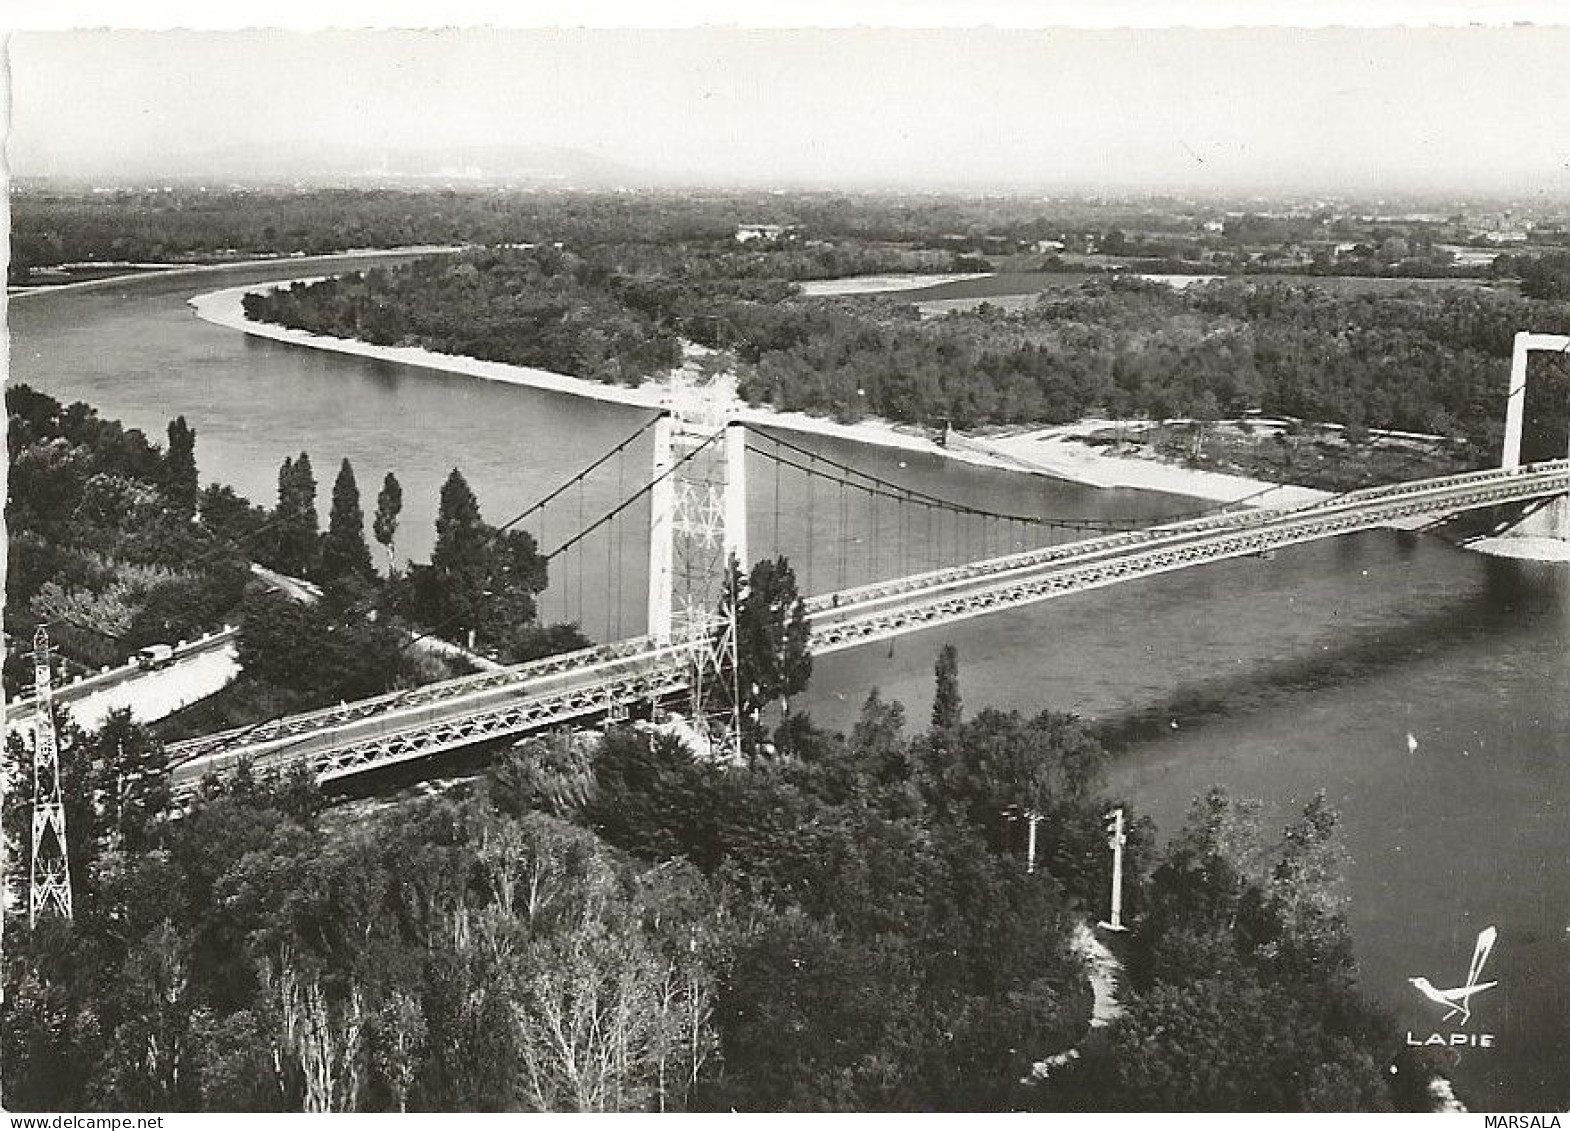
[648,399,747,763]
[28,627,73,925]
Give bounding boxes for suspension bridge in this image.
[158,333,1569,794]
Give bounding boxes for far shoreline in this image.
[188,276,1567,562]
[191,280,1181,494]
[9,246,464,300]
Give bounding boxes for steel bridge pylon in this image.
[647,408,747,761]
[1503,332,1570,541]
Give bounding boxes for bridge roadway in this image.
[167,459,1569,791]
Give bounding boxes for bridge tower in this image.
[28,627,73,926]
[1502,332,1570,541]
[648,399,747,762]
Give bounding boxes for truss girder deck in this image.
[808,460,1570,652]
[171,647,692,796]
[170,460,1567,790]
[166,634,661,765]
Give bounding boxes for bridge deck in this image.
[167,460,1568,792]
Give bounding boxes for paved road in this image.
[6,630,240,733]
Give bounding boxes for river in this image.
[9,260,1567,1110]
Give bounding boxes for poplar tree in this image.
[164,415,199,518]
[320,458,374,585]
[372,472,403,573]
[931,643,962,732]
[272,452,320,577]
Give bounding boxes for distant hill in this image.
[15,141,652,188]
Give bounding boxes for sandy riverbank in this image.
[795,271,992,297]
[190,279,1570,561]
[955,422,1337,508]
[191,281,1176,492]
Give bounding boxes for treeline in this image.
[597,237,988,282]
[244,249,682,384]
[243,243,1570,462]
[725,277,1570,458]
[1506,250,1570,300]
[1,648,1437,1111]
[164,459,588,739]
[10,185,1227,280]
[17,184,1570,291]
[6,387,586,730]
[4,386,249,692]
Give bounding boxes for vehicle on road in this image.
[135,643,175,671]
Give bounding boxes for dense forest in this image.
[2,648,1441,1112]
[4,386,251,691]
[243,251,682,385]
[9,186,1102,282]
[245,246,1570,470]
[4,389,586,727]
[18,185,1570,285]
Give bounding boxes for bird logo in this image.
[1408,926,1498,1027]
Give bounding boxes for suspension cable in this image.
[838,477,848,591]
[749,442,1130,533]
[615,445,626,640]
[773,444,781,558]
[805,446,816,590]
[507,415,660,530]
[750,422,1233,528]
[543,425,724,561]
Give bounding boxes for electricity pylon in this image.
[28,627,73,925]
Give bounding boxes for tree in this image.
[1261,791,1356,985]
[931,643,962,732]
[426,469,489,644]
[87,709,171,852]
[937,708,1107,846]
[705,907,928,1111]
[482,528,549,636]
[372,992,425,1114]
[487,733,598,819]
[582,729,720,867]
[92,921,202,1109]
[1070,787,1419,1113]
[262,956,367,1112]
[235,590,406,704]
[405,470,552,654]
[164,416,199,518]
[372,472,403,574]
[270,453,320,578]
[730,556,812,720]
[319,459,375,587]
[1134,787,1270,980]
[199,483,271,548]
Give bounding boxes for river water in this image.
[10,261,1567,1110]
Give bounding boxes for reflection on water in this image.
[13,268,1569,1111]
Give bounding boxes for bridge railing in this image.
[803,494,1289,614]
[807,460,1570,653]
[804,459,1570,617]
[166,459,1569,775]
[170,642,697,792]
[165,631,662,764]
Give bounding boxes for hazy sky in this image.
[10,24,1570,193]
